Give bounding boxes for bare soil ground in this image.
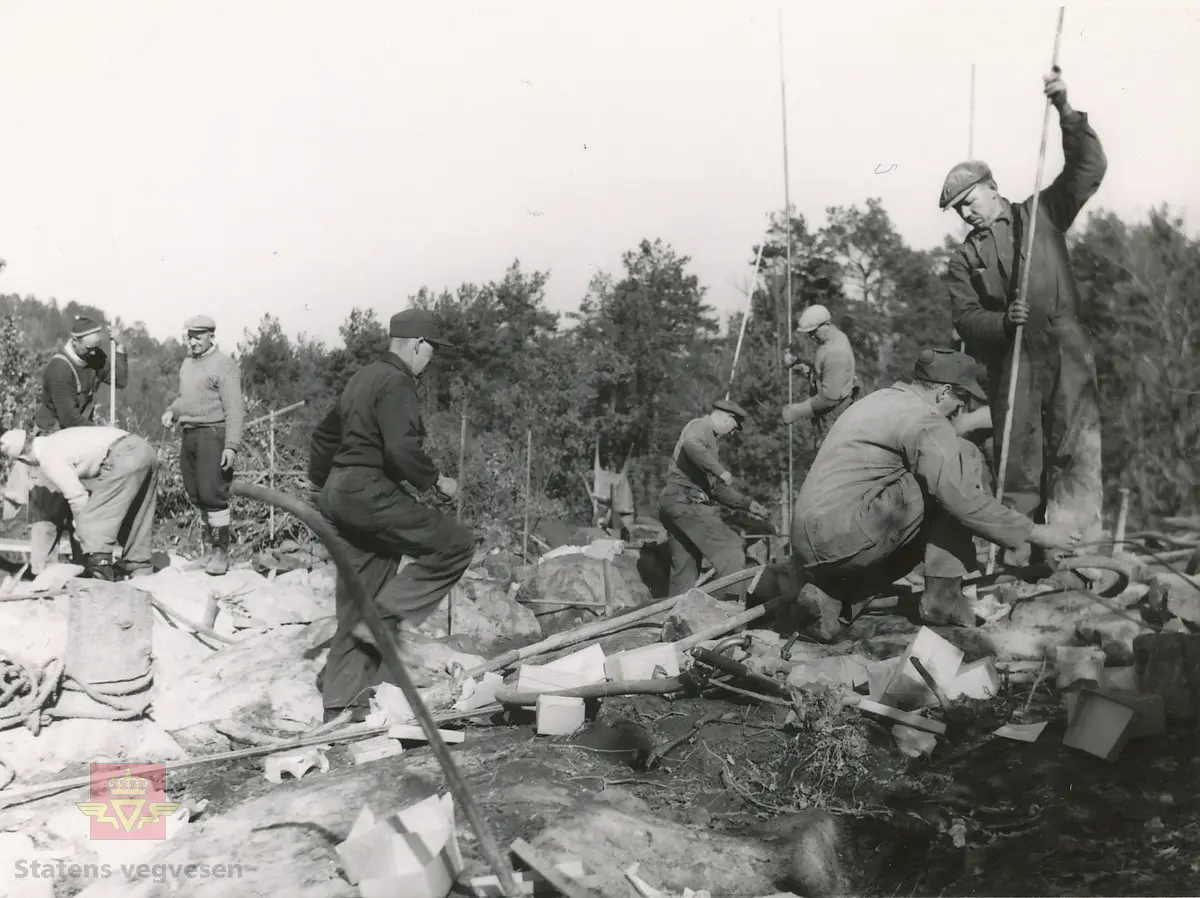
[142,679,1200,898]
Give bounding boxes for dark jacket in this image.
[33,345,128,433]
[946,109,1106,379]
[309,353,439,491]
[660,416,752,511]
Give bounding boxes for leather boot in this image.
[205,525,230,576]
[919,576,976,627]
[83,552,116,581]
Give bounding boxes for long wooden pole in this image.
[109,339,116,423]
[456,402,468,522]
[959,63,976,354]
[987,8,1065,575]
[778,8,794,552]
[727,237,768,399]
[523,427,532,566]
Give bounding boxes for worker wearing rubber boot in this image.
[658,399,768,602]
[0,426,159,581]
[942,68,1106,567]
[791,349,1080,628]
[28,316,129,575]
[308,309,475,723]
[781,305,860,444]
[161,315,244,576]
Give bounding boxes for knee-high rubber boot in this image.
[206,525,230,576]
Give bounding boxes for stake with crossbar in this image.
[987,7,1066,575]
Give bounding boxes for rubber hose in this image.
[230,480,520,896]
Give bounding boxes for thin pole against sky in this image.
[969,62,976,160]
[778,7,794,548]
[960,63,975,354]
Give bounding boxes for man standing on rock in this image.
[942,68,1106,564]
[0,425,159,581]
[28,316,129,574]
[308,308,475,723]
[790,349,1080,630]
[781,304,860,445]
[658,399,768,602]
[161,315,244,576]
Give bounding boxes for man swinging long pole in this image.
[986,7,1066,575]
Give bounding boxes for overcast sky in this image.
[0,1,1196,347]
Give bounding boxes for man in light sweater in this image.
[0,426,159,581]
[161,315,245,576]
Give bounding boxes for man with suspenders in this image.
[27,316,128,573]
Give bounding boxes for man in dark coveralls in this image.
[941,67,1107,564]
[658,398,768,602]
[308,309,474,722]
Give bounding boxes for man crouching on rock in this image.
[307,309,475,723]
[787,348,1080,632]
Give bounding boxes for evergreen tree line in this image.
[0,199,1195,552]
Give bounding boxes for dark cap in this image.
[712,398,749,422]
[71,316,103,338]
[914,348,988,402]
[389,309,455,347]
[939,159,994,210]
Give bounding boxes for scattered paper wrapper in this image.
[993,721,1047,742]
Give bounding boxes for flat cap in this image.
[914,348,987,402]
[184,314,216,331]
[713,398,749,420]
[939,159,993,210]
[390,308,455,347]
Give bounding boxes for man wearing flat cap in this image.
[940,67,1107,564]
[781,303,860,444]
[27,315,129,573]
[161,315,245,575]
[790,349,1080,629]
[658,398,768,603]
[308,307,474,722]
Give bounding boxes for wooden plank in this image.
[509,838,600,898]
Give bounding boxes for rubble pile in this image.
[0,521,1197,897]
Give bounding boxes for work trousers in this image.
[75,435,159,564]
[811,390,859,446]
[180,425,232,513]
[658,485,746,601]
[317,466,476,711]
[29,473,81,574]
[988,327,1103,558]
[798,440,989,604]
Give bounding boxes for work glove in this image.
[748,500,768,519]
[220,448,236,471]
[1043,66,1067,109]
[160,410,175,428]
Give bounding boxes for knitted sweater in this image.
[167,347,245,450]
